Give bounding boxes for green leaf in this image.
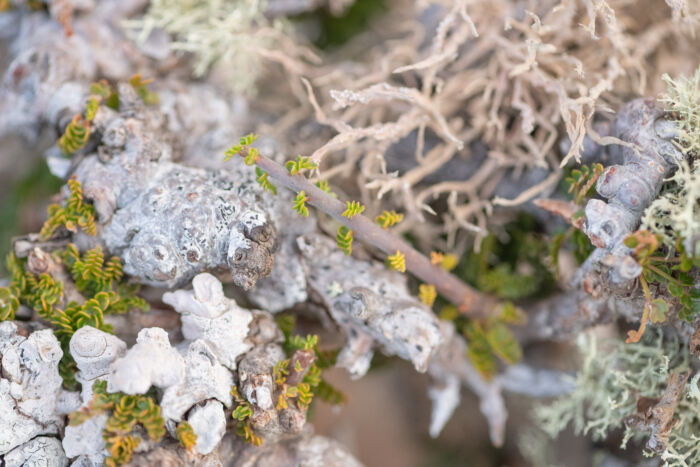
[336,226,353,256]
[463,322,497,379]
[285,155,317,175]
[679,272,694,286]
[649,298,669,324]
[668,282,684,297]
[232,405,252,421]
[485,322,522,365]
[292,191,310,217]
[497,302,526,325]
[680,294,692,307]
[680,254,693,272]
[644,269,663,284]
[255,168,277,194]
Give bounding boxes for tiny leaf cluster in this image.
[63,244,148,315]
[459,216,556,300]
[375,210,403,228]
[230,386,263,446]
[430,251,458,271]
[277,315,346,407]
[418,284,437,306]
[255,167,277,194]
[176,422,198,451]
[315,179,336,196]
[336,226,353,256]
[623,230,700,342]
[70,381,166,466]
[342,200,365,218]
[285,155,317,175]
[89,79,120,110]
[293,191,310,217]
[57,115,91,156]
[0,240,147,387]
[441,302,525,379]
[128,73,159,105]
[387,250,406,273]
[40,177,97,240]
[57,79,122,156]
[565,163,604,205]
[224,133,259,163]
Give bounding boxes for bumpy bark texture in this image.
[74,86,277,290]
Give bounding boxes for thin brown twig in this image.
[250,151,495,317]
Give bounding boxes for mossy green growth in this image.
[62,244,148,315]
[534,330,700,465]
[228,314,345,449]
[440,302,525,379]
[230,385,263,446]
[70,380,166,466]
[0,245,148,389]
[457,215,556,300]
[276,314,346,406]
[623,231,700,324]
[128,74,159,105]
[39,177,96,240]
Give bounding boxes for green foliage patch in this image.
[70,380,166,466]
[441,302,525,379]
[0,243,147,388]
[457,215,556,300]
[40,177,96,240]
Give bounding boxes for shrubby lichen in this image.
[535,330,700,466]
[642,66,700,256]
[126,0,294,93]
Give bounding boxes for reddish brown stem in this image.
[253,154,495,316]
[286,349,316,387]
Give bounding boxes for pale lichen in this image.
[642,67,700,256]
[125,0,307,93]
[535,330,700,466]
